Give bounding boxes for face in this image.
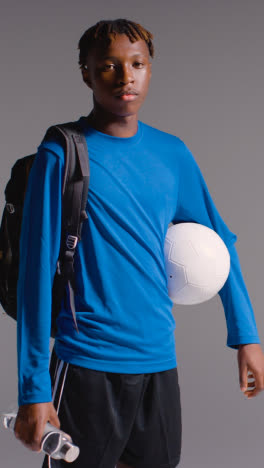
[81,33,152,117]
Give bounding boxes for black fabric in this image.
[46,124,90,336]
[0,155,35,319]
[0,122,90,337]
[42,350,182,468]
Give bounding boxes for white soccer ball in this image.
[164,223,230,305]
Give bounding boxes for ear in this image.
[81,66,92,89]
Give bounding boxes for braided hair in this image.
[78,18,154,69]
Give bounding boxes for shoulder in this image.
[37,117,83,163]
[140,121,194,158]
[140,121,198,165]
[140,121,182,144]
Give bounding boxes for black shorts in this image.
[42,349,182,468]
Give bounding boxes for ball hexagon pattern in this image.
[164,223,230,305]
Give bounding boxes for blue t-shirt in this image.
[17,117,260,405]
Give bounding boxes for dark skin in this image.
[14,33,264,462]
[82,33,152,137]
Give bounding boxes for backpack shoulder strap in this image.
[54,122,90,242]
[42,121,90,335]
[42,121,89,241]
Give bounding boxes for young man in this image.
[14,18,264,468]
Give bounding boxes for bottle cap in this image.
[60,442,80,463]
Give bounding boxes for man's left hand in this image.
[237,343,264,399]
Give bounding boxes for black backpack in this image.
[0,122,90,337]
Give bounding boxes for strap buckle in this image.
[6,203,15,214]
[66,235,78,250]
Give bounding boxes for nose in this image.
[117,64,135,85]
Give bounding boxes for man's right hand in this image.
[14,402,60,452]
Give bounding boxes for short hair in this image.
[78,18,154,69]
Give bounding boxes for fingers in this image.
[28,422,46,452]
[242,372,263,399]
[237,344,264,399]
[240,371,255,398]
[244,388,258,399]
[246,372,255,385]
[240,366,249,392]
[14,417,44,452]
[14,402,59,452]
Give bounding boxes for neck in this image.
[86,103,139,138]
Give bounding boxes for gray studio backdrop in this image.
[1,1,264,467]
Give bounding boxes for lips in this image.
[117,94,138,102]
[115,89,139,97]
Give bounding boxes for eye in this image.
[102,64,115,71]
[134,62,144,68]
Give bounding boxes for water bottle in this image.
[1,412,80,463]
